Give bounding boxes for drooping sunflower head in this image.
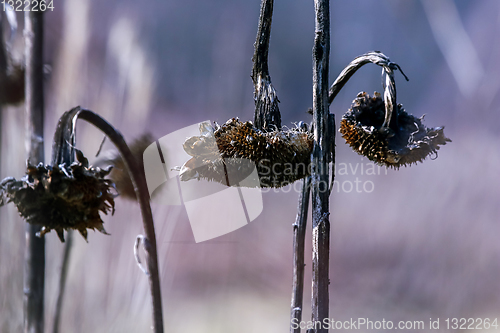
[340,92,451,168]
[179,119,314,188]
[0,150,116,242]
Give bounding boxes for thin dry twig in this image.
[134,235,149,276]
[290,176,311,333]
[51,230,73,333]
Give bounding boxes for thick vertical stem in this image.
[0,22,5,175]
[0,103,2,177]
[290,177,311,333]
[24,10,45,333]
[311,0,330,332]
[252,0,281,131]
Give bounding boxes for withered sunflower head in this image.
[340,92,451,167]
[0,150,116,242]
[107,134,154,200]
[179,118,314,188]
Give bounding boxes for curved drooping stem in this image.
[51,107,79,332]
[328,51,408,130]
[382,65,397,129]
[56,107,164,333]
[328,51,408,103]
[51,107,79,165]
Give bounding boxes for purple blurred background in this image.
[1,0,499,332]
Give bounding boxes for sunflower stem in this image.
[44,102,82,333]
[51,230,73,333]
[24,10,45,333]
[290,176,311,333]
[328,51,407,105]
[69,107,164,333]
[311,0,331,331]
[252,0,281,131]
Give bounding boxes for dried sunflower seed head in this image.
[340,92,451,168]
[0,151,116,242]
[106,134,154,200]
[179,118,314,188]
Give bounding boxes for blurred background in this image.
[1,0,499,332]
